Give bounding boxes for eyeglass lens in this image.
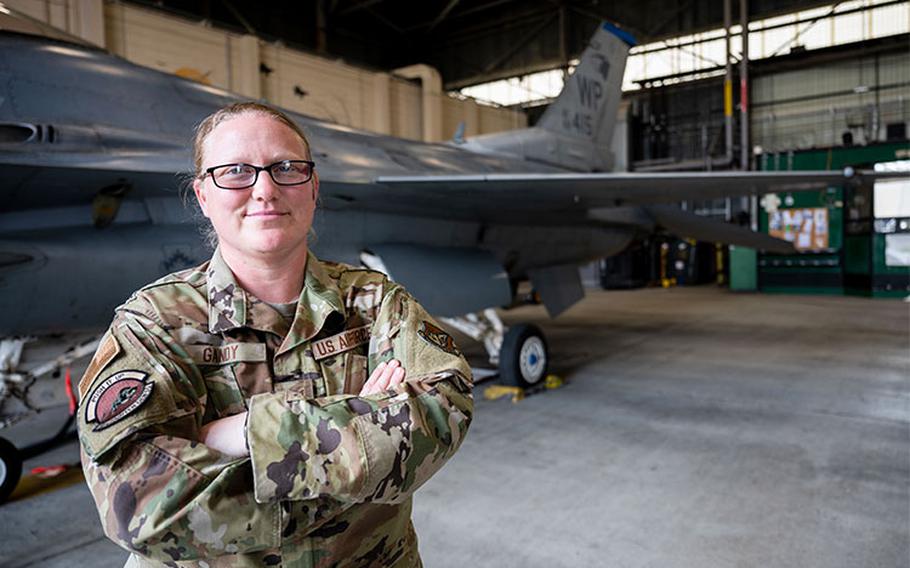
[211,161,313,189]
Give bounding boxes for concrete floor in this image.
[1,286,908,567]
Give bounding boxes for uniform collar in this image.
[207,248,247,333]
[206,247,345,342]
[279,252,346,355]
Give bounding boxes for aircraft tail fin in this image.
[453,121,466,144]
[537,22,635,148]
[459,21,635,170]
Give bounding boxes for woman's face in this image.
[193,112,318,261]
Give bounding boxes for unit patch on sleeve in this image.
[417,321,461,356]
[84,370,154,431]
[312,324,371,361]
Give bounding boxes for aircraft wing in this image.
[357,169,904,255]
[371,170,894,215]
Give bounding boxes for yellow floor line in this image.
[8,466,85,502]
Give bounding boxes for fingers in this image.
[389,366,405,388]
[368,359,398,393]
[374,360,399,391]
[360,359,407,396]
[361,360,390,394]
[360,363,381,396]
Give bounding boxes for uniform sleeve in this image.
[77,300,352,561]
[246,285,474,504]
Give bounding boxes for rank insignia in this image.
[84,370,153,431]
[417,321,460,356]
[79,333,121,401]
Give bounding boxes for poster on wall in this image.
[768,207,829,251]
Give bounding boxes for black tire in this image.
[0,436,23,504]
[499,324,548,389]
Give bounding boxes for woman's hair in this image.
[185,101,318,250]
[192,101,312,176]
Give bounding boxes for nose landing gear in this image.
[441,311,549,390]
[500,324,549,389]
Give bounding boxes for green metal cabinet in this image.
[758,141,910,297]
[729,246,757,291]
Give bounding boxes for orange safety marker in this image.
[64,367,77,415]
[30,464,71,478]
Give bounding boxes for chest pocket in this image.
[319,350,368,396]
[201,366,246,420]
[311,322,372,396]
[188,342,268,420]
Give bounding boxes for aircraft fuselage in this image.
[0,32,633,335]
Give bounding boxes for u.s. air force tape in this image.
[312,324,371,360]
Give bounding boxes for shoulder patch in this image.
[79,334,121,401]
[84,370,154,431]
[418,321,461,356]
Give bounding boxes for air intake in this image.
[0,123,37,143]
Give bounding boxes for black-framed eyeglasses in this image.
[202,160,316,190]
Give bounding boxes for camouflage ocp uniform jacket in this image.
[77,249,474,567]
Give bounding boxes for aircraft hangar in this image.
[0,1,908,567]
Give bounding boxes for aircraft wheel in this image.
[0,436,22,504]
[499,324,548,389]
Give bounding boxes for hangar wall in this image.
[7,0,526,142]
[752,51,910,152]
[628,40,910,165]
[5,0,105,46]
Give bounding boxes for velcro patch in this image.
[186,342,266,365]
[418,321,461,356]
[84,370,153,431]
[79,334,121,401]
[312,324,371,361]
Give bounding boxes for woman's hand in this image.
[200,411,249,458]
[360,359,406,396]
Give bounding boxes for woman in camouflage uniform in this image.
[77,102,474,567]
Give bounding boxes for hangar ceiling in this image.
[128,0,841,89]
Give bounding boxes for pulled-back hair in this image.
[192,101,312,176]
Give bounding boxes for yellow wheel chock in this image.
[483,374,564,403]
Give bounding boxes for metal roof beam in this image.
[427,0,462,32]
[337,0,386,17]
